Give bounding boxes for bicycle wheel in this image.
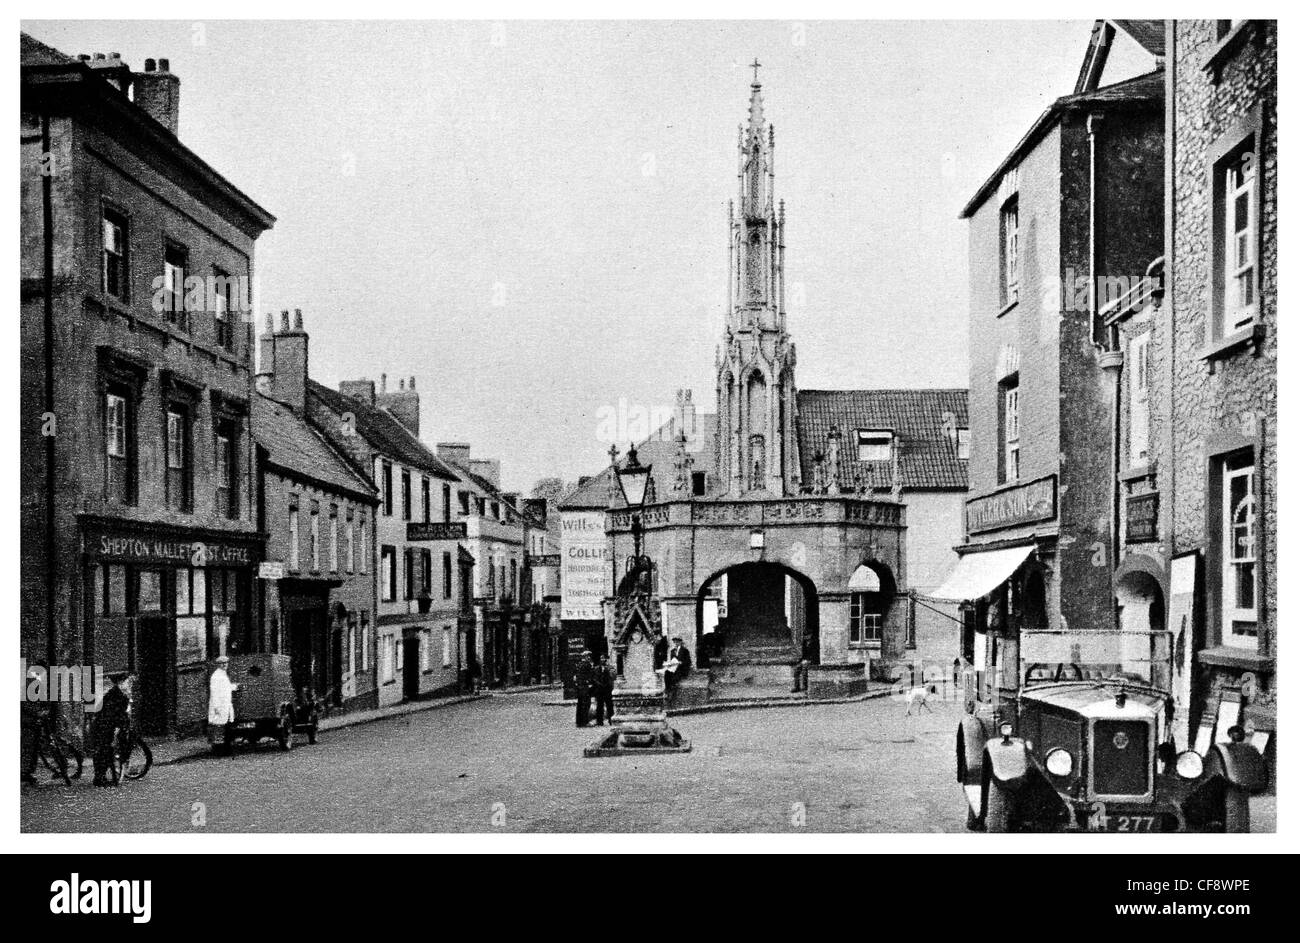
[55,736,83,780]
[121,734,152,780]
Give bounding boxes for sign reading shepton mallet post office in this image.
[965,474,1058,534]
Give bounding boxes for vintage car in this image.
[958,681,1269,832]
[956,634,1268,833]
[213,653,320,752]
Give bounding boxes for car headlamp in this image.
[1045,748,1073,777]
[999,722,1014,743]
[1175,750,1204,780]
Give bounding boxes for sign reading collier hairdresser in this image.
[560,510,608,620]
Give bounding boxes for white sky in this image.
[25,19,1106,492]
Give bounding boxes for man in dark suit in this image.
[573,650,595,727]
[652,631,669,671]
[663,636,692,694]
[592,654,616,726]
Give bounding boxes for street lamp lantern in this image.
[616,444,652,510]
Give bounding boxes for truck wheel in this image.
[277,714,293,751]
[984,781,1013,833]
[1223,785,1251,833]
[307,723,318,745]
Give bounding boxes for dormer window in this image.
[856,430,893,462]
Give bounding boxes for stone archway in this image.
[695,561,819,688]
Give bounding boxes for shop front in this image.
[79,516,263,736]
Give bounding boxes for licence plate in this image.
[1088,811,1161,832]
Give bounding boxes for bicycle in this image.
[35,712,84,786]
[111,713,153,782]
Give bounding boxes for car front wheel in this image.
[1223,785,1251,833]
[984,781,1013,833]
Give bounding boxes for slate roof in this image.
[253,393,377,503]
[308,380,459,481]
[796,389,969,492]
[21,32,75,65]
[559,414,718,511]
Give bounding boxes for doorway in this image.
[135,614,170,735]
[402,636,420,701]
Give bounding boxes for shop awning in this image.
[926,544,1035,602]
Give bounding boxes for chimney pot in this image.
[77,54,90,62]
[110,52,121,60]
[94,52,106,60]
[410,376,416,389]
[264,313,273,334]
[293,308,303,330]
[399,379,405,391]
[159,58,170,72]
[144,58,156,72]
[280,310,290,332]
[380,373,387,392]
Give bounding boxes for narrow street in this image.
[22,693,968,833]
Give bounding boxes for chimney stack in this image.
[377,372,420,436]
[339,379,377,406]
[133,56,180,135]
[83,51,133,93]
[437,443,472,469]
[256,308,309,415]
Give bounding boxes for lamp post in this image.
[616,444,653,569]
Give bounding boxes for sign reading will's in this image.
[966,475,1057,534]
[560,510,608,621]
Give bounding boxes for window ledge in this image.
[1199,323,1264,365]
[997,298,1019,318]
[1203,21,1261,83]
[1197,645,1272,672]
[1119,463,1155,482]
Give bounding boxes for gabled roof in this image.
[253,393,377,503]
[20,32,75,65]
[1112,20,1166,58]
[959,69,1163,219]
[308,380,459,481]
[795,389,969,492]
[558,413,718,511]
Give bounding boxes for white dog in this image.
[904,684,935,715]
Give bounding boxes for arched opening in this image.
[695,561,819,669]
[1116,569,1166,635]
[848,562,896,648]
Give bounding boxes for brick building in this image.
[309,376,465,707]
[20,35,274,736]
[254,311,380,713]
[944,21,1165,696]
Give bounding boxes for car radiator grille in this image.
[1092,720,1150,796]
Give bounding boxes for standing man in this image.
[592,654,616,726]
[90,670,130,786]
[573,650,595,728]
[652,631,669,671]
[207,655,238,755]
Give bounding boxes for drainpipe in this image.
[1163,23,1177,564]
[41,111,58,672]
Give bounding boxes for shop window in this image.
[359,611,370,672]
[381,546,396,602]
[94,564,129,615]
[137,570,163,612]
[442,626,452,667]
[347,619,356,680]
[856,430,892,462]
[998,375,1021,484]
[102,208,128,301]
[1222,455,1258,648]
[174,567,207,667]
[443,551,453,599]
[210,568,237,658]
[379,635,394,684]
[420,630,431,672]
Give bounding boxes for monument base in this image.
[583,687,691,757]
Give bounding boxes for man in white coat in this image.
[208,655,237,754]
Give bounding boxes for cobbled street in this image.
[22,693,969,833]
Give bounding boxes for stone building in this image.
[254,311,380,713]
[309,376,465,707]
[596,74,913,702]
[1131,21,1274,757]
[20,35,274,736]
[946,21,1165,697]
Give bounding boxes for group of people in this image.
[571,632,694,728]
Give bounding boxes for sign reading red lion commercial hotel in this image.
[561,510,608,620]
[966,475,1057,534]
